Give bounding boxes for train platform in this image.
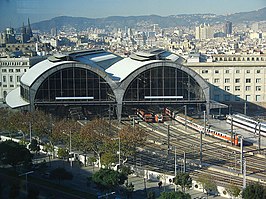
[207,118,266,148]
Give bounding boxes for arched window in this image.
[3,91,7,98]
[123,66,205,102]
[35,67,114,102]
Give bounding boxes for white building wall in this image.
[185,55,266,105]
[0,57,30,102]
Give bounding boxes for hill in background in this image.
[30,7,266,32]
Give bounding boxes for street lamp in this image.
[112,137,121,167]
[19,171,34,194]
[64,125,73,167]
[174,146,177,192]
[29,122,32,143]
[69,128,73,167]
[98,191,115,198]
[18,130,25,143]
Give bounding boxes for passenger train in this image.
[164,107,240,146]
[226,114,266,137]
[136,109,164,123]
[136,109,154,123]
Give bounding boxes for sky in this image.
[0,0,265,30]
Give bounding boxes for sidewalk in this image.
[44,157,226,199]
[128,175,226,199]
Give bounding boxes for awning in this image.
[209,100,228,109]
[6,87,30,108]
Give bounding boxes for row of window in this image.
[208,78,262,84]
[203,69,262,74]
[214,57,266,62]
[2,85,17,88]
[2,76,21,83]
[224,86,262,91]
[2,69,27,73]
[0,62,29,66]
[214,94,262,102]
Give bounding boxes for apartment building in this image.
[185,54,266,107]
[0,56,45,102]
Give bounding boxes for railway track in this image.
[123,118,266,188]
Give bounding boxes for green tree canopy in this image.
[174,172,192,192]
[147,191,156,199]
[51,118,80,146]
[29,139,40,154]
[57,148,69,160]
[158,191,191,199]
[197,174,217,197]
[92,168,127,191]
[119,124,147,159]
[101,151,117,168]
[242,182,266,199]
[0,108,11,131]
[78,118,116,167]
[226,183,241,198]
[0,140,32,168]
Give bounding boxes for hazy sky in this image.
[0,0,265,30]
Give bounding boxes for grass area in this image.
[0,167,96,199]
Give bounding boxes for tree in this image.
[124,182,134,199]
[118,124,147,161]
[0,140,32,169]
[92,168,127,191]
[0,108,11,131]
[147,191,156,199]
[101,151,117,168]
[6,111,30,134]
[29,110,51,138]
[43,142,55,164]
[120,165,133,183]
[158,191,191,199]
[226,183,241,198]
[50,167,73,184]
[174,172,192,192]
[79,118,114,167]
[242,182,266,199]
[51,118,80,146]
[197,174,217,198]
[88,156,97,171]
[57,148,69,160]
[29,139,40,154]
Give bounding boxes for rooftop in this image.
[20,48,183,86]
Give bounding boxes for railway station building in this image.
[6,49,211,120]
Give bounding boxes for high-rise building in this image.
[224,21,232,36]
[195,24,213,40]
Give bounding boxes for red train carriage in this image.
[136,109,154,123]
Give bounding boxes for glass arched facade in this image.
[20,84,30,102]
[35,67,115,102]
[123,66,205,102]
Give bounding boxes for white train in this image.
[164,107,240,146]
[226,114,266,136]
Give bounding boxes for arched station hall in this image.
[6,49,211,121]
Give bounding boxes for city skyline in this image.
[0,0,265,30]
